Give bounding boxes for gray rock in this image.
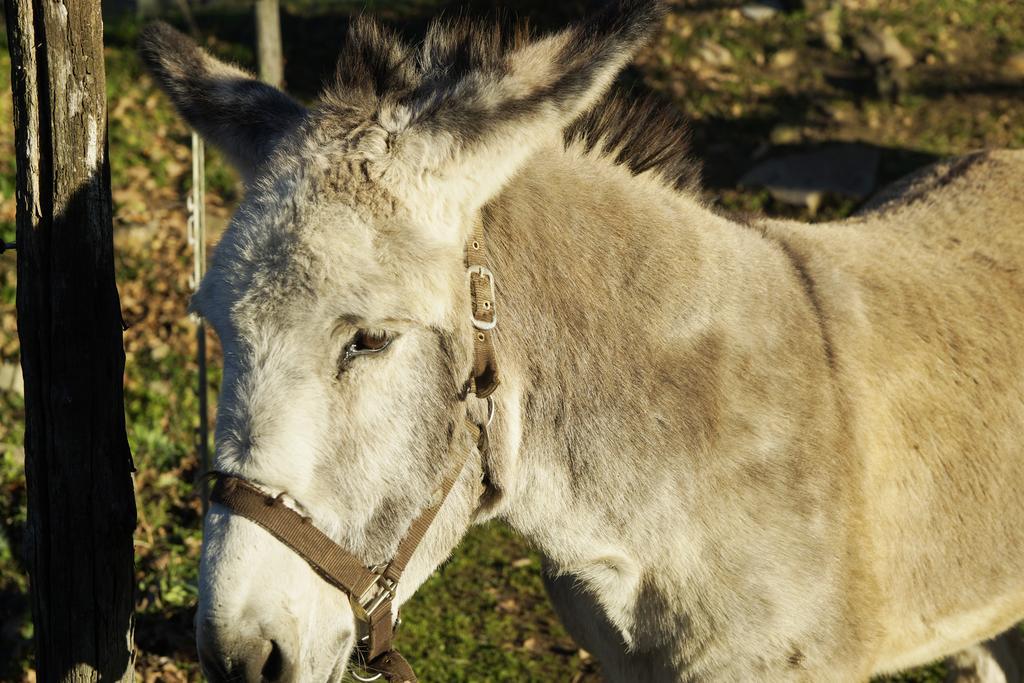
[739,144,882,212]
[741,2,781,22]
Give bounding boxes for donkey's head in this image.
[140,2,664,679]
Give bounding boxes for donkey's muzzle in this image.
[197,615,297,683]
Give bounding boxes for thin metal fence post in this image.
[187,131,209,515]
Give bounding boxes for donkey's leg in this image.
[946,628,1024,683]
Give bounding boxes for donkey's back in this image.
[769,149,1024,674]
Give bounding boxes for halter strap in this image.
[383,421,482,585]
[207,216,500,683]
[467,216,500,397]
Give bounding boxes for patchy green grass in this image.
[0,0,1021,680]
[398,523,597,682]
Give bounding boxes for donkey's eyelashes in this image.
[353,329,392,352]
[338,329,396,375]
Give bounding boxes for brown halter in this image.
[208,217,500,683]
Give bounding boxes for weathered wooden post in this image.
[255,0,284,88]
[3,0,138,681]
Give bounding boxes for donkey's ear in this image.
[393,0,666,219]
[138,22,306,181]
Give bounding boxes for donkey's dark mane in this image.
[325,13,700,193]
[565,91,701,192]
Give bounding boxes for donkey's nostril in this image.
[197,632,289,683]
[196,613,298,683]
[262,639,284,681]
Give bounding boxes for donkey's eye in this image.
[339,329,395,374]
[352,329,393,353]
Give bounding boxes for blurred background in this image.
[0,0,1021,680]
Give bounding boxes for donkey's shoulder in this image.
[856,149,1023,216]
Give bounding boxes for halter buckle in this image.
[353,574,397,621]
[468,266,498,331]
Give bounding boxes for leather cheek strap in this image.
[467,216,500,398]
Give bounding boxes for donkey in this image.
[139,1,1024,680]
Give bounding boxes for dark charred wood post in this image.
[255,0,284,88]
[4,0,137,681]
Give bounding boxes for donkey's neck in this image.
[480,145,811,615]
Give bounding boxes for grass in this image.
[0,0,1022,680]
[398,523,593,682]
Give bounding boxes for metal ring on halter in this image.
[486,396,496,427]
[350,635,385,682]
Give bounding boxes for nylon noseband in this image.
[207,217,500,683]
